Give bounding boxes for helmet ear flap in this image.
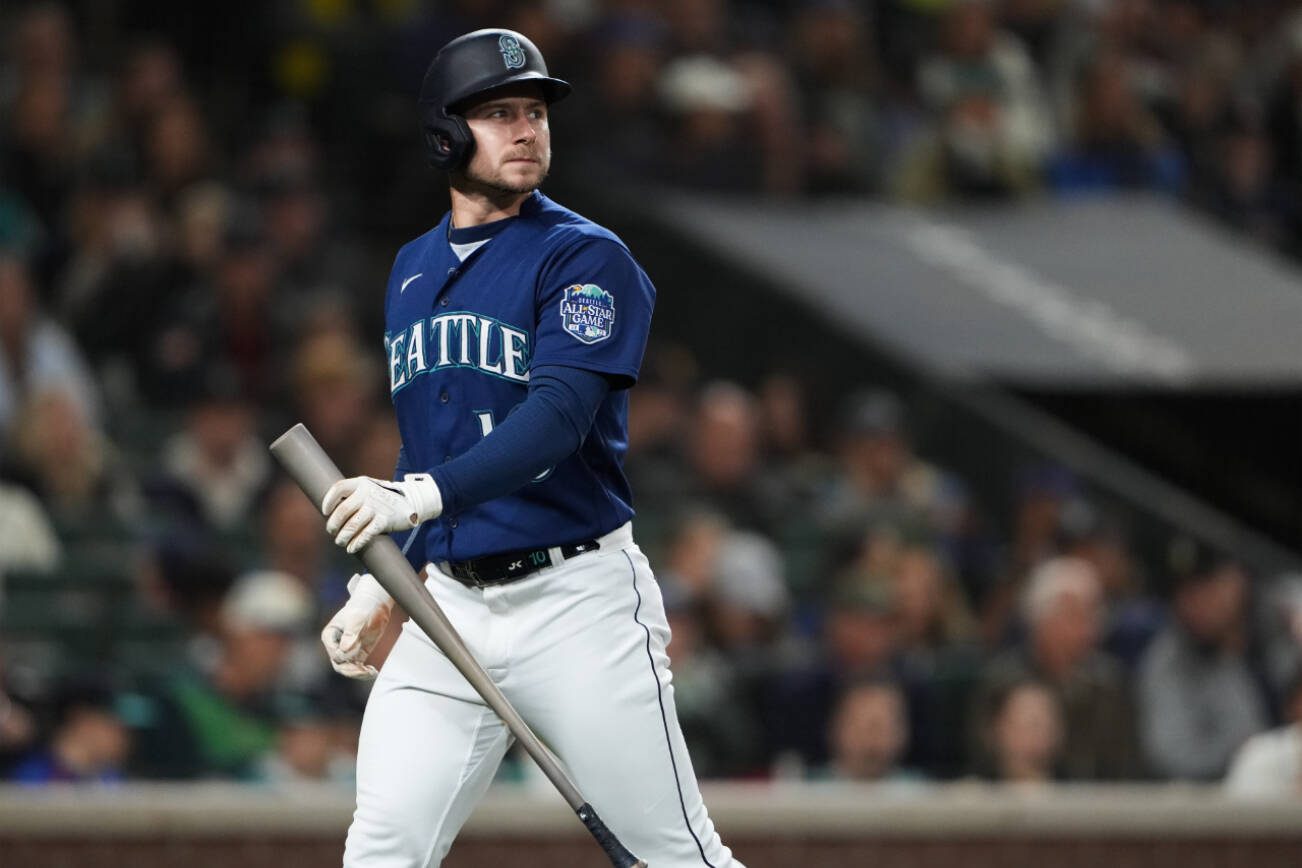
[422,113,473,171]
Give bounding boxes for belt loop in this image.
[547,545,564,566]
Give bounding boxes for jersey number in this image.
[474,411,554,482]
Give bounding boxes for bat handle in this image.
[576,803,645,867]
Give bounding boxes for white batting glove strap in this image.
[321,474,443,554]
[399,473,442,524]
[346,571,393,608]
[321,574,395,681]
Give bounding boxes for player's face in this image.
[461,86,551,196]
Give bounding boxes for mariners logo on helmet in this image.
[498,34,526,70]
[560,284,616,344]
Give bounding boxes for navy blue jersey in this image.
[383,191,655,563]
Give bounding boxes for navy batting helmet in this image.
[418,29,572,171]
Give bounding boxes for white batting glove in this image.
[321,573,395,680]
[321,474,443,554]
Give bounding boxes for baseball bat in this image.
[270,423,647,868]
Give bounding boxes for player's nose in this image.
[510,115,538,144]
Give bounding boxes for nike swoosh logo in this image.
[400,273,423,293]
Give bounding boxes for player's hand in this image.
[321,573,395,679]
[322,474,443,554]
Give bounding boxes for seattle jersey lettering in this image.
[386,312,530,393]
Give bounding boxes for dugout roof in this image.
[652,193,1302,389]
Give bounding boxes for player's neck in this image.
[448,184,532,229]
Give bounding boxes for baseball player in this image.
[317,29,742,867]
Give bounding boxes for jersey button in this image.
[447,267,457,275]
[440,298,449,306]
[450,519,459,528]
[444,455,452,462]
[439,392,449,403]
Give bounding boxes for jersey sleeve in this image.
[531,236,655,390]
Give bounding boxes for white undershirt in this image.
[450,238,491,262]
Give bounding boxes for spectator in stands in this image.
[256,684,359,784]
[1225,669,1302,798]
[1046,50,1185,193]
[137,205,285,403]
[788,0,886,194]
[999,0,1073,70]
[756,372,819,481]
[0,252,99,440]
[902,0,1053,200]
[891,542,982,776]
[657,517,788,762]
[763,580,906,772]
[659,0,802,193]
[1055,502,1163,668]
[143,94,213,210]
[820,678,923,787]
[893,543,978,659]
[0,478,61,571]
[978,679,1064,784]
[656,53,766,192]
[131,569,313,778]
[57,158,171,352]
[1200,113,1289,248]
[289,326,381,469]
[655,505,730,604]
[104,37,187,154]
[1258,574,1302,702]
[174,181,229,277]
[0,653,37,774]
[820,389,970,585]
[0,3,95,238]
[1138,539,1272,781]
[247,113,366,312]
[8,386,138,529]
[678,381,776,533]
[8,676,131,784]
[134,533,235,647]
[1264,24,1302,245]
[980,463,1082,647]
[663,581,763,778]
[156,380,271,535]
[258,479,351,613]
[622,343,699,553]
[970,557,1140,780]
[754,372,834,603]
[560,12,670,185]
[1159,51,1240,210]
[704,530,791,656]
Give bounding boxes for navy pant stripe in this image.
[624,550,714,867]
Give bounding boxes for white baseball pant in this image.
[343,522,741,867]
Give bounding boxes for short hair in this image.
[1021,556,1100,625]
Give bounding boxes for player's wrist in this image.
[401,473,443,523]
[347,572,394,611]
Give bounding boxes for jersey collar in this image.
[447,191,545,245]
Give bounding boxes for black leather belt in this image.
[446,538,600,588]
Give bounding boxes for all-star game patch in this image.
[560,284,616,344]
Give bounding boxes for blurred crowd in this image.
[2,0,1302,796]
